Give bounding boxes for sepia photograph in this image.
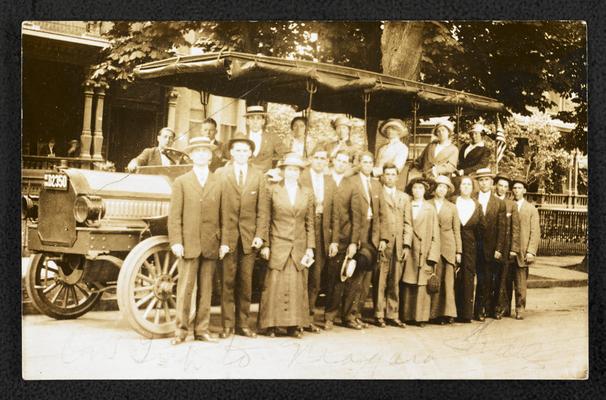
[20,20,588,379]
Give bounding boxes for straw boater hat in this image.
[511,175,528,189]
[228,132,256,153]
[472,167,496,180]
[340,256,357,282]
[433,120,455,135]
[331,116,353,129]
[243,105,267,117]
[379,118,409,138]
[432,175,455,194]
[405,176,432,196]
[184,136,217,154]
[469,123,487,135]
[277,152,308,169]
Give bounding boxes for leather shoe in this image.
[194,332,217,343]
[386,318,406,328]
[494,314,503,320]
[356,318,369,329]
[265,327,277,338]
[304,323,321,333]
[417,321,426,328]
[515,312,524,320]
[475,314,485,322]
[345,320,363,330]
[219,328,235,339]
[170,336,186,345]
[324,320,334,331]
[236,327,257,338]
[375,317,386,328]
[288,327,303,339]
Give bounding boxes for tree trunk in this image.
[381,21,425,80]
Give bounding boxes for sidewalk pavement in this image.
[20,255,587,315]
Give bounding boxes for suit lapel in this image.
[412,201,428,238]
[277,184,295,214]
[228,165,242,194]
[383,187,395,208]
[186,170,205,197]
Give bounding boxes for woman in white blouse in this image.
[454,176,482,323]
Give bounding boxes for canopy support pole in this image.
[455,105,463,137]
[200,91,210,119]
[304,79,317,158]
[363,91,371,149]
[412,99,419,160]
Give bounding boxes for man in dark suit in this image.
[343,151,382,330]
[455,123,491,178]
[216,133,267,338]
[200,117,227,171]
[494,173,521,319]
[299,144,338,332]
[323,149,360,330]
[511,177,541,320]
[39,137,59,157]
[243,105,287,172]
[168,136,221,345]
[375,163,412,328]
[127,127,177,172]
[472,168,507,321]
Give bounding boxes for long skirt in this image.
[430,257,457,319]
[257,257,310,330]
[400,283,431,322]
[455,267,475,320]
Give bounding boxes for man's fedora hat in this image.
[243,105,267,117]
[511,175,528,188]
[340,256,357,282]
[331,116,353,129]
[277,152,308,169]
[495,172,512,185]
[228,132,256,153]
[379,118,409,138]
[432,175,455,194]
[472,167,496,179]
[184,136,217,154]
[353,245,377,271]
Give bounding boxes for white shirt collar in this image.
[193,166,209,186]
[332,171,344,186]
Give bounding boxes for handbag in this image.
[427,268,440,294]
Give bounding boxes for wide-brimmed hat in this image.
[433,120,455,135]
[340,256,357,282]
[511,175,528,189]
[379,118,409,138]
[472,167,496,180]
[184,136,217,154]
[469,123,487,135]
[277,152,308,169]
[432,175,455,194]
[353,245,377,272]
[228,132,256,153]
[243,105,267,117]
[405,177,432,196]
[331,116,353,129]
[495,173,512,185]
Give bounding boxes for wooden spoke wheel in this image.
[117,235,186,338]
[25,253,102,319]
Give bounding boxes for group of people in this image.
[151,104,541,344]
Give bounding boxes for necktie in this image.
[238,168,244,187]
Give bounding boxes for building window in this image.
[189,108,205,136]
[220,124,237,143]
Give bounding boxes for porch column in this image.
[92,80,108,160]
[79,80,95,158]
[167,89,179,131]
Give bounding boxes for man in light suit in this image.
[343,151,382,330]
[243,105,287,172]
[168,136,221,345]
[216,133,268,338]
[299,144,338,332]
[375,163,412,328]
[510,177,541,320]
[494,173,521,319]
[127,127,177,172]
[473,168,507,321]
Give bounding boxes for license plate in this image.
[43,173,68,190]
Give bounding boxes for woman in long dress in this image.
[411,120,458,180]
[374,119,409,190]
[400,177,441,327]
[454,176,482,323]
[429,175,462,324]
[257,153,316,338]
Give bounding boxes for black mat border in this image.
[1,0,604,398]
